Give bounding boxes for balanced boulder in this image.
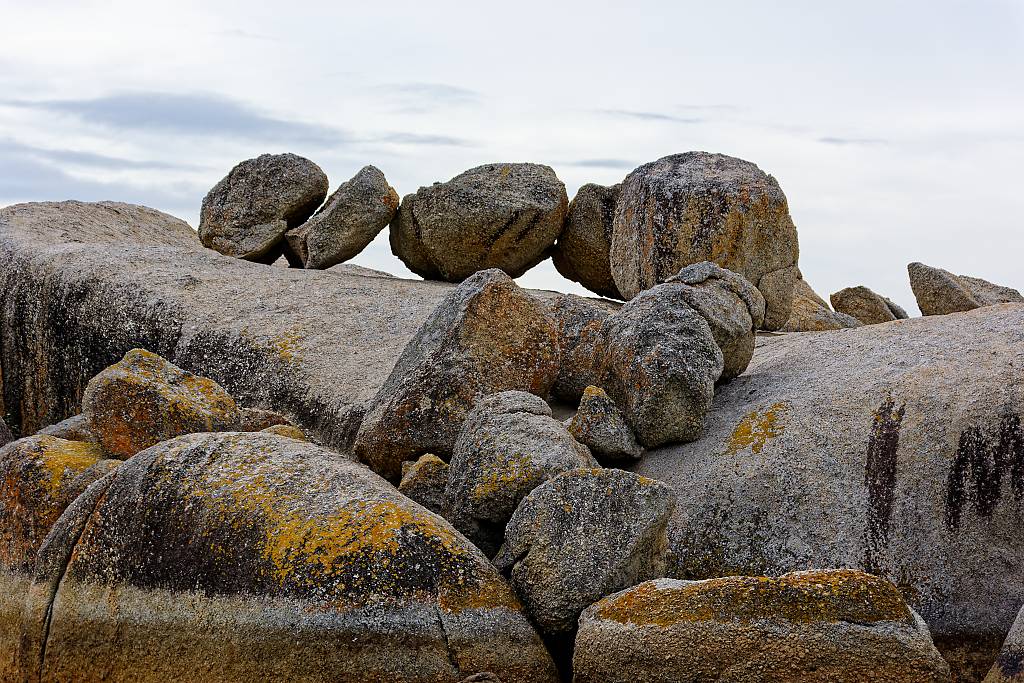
[574,570,951,683]
[609,152,799,329]
[568,386,642,463]
[552,183,622,299]
[547,294,611,403]
[782,274,862,332]
[199,153,329,263]
[494,468,674,647]
[354,269,560,479]
[284,165,399,269]
[82,348,241,458]
[830,285,907,325]
[443,391,596,555]
[398,453,449,515]
[909,262,1022,316]
[390,163,568,281]
[16,432,558,683]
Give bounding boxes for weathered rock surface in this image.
[909,262,1023,316]
[443,392,596,555]
[83,348,241,458]
[0,416,10,446]
[552,183,622,299]
[390,163,568,281]
[237,407,293,432]
[830,285,906,325]
[596,281,724,447]
[284,165,399,270]
[609,152,799,329]
[634,303,1024,679]
[15,432,558,683]
[199,153,329,263]
[568,386,642,463]
[984,604,1024,682]
[354,269,560,479]
[574,570,951,683]
[398,453,449,515]
[494,468,674,647]
[37,413,94,442]
[782,274,862,332]
[260,423,306,440]
[546,294,611,403]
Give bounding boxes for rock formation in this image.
[551,183,622,299]
[609,152,799,329]
[830,285,908,325]
[909,262,1023,316]
[398,453,449,515]
[199,153,329,263]
[782,273,862,331]
[574,570,951,682]
[390,163,568,281]
[568,385,643,463]
[546,294,611,403]
[0,417,10,446]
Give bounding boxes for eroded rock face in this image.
[354,270,560,479]
[494,468,674,647]
[237,407,293,432]
[568,386,642,463]
[782,274,862,332]
[609,152,799,330]
[398,453,449,515]
[443,392,596,556]
[574,570,951,683]
[547,294,611,403]
[830,285,905,325]
[552,183,622,299]
[16,432,558,683]
[390,163,568,281]
[199,153,329,263]
[984,605,1024,682]
[284,165,399,270]
[0,417,10,446]
[909,262,1023,316]
[82,348,241,458]
[633,303,1024,679]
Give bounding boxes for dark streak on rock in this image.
[864,398,905,572]
[945,412,1024,531]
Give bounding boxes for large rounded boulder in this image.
[634,303,1024,680]
[609,152,799,329]
[552,183,622,299]
[390,163,568,281]
[16,432,558,683]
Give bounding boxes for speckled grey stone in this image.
[494,468,674,645]
[782,274,862,332]
[1,416,13,446]
[983,603,1024,682]
[609,152,799,330]
[830,286,902,325]
[353,270,560,480]
[390,163,568,281]
[568,386,642,463]
[285,165,399,270]
[37,414,95,442]
[633,303,1024,680]
[552,183,622,299]
[199,153,329,263]
[237,407,294,433]
[909,262,1022,316]
[546,294,611,403]
[443,391,596,556]
[398,453,449,515]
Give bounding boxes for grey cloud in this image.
[598,109,704,123]
[3,91,348,145]
[561,158,636,169]
[0,138,198,171]
[818,136,889,146]
[372,132,473,147]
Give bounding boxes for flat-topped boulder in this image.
[634,303,1024,680]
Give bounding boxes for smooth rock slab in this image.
[16,432,558,683]
[574,570,951,683]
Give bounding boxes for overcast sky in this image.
[1,0,1021,312]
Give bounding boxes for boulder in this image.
[909,262,1023,316]
[37,413,95,442]
[390,163,568,281]
[830,285,905,325]
[494,468,674,648]
[354,269,560,479]
[984,605,1024,682]
[15,432,558,683]
[551,183,622,299]
[574,570,951,683]
[443,392,596,555]
[398,454,449,515]
[546,294,611,403]
[568,386,642,463]
[595,281,724,447]
[609,152,799,330]
[238,407,294,432]
[633,303,1024,680]
[260,424,306,440]
[782,274,862,332]
[82,348,241,458]
[284,165,399,269]
[0,435,119,676]
[199,153,329,263]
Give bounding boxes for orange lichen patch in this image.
[470,452,541,500]
[596,570,914,628]
[439,574,523,613]
[726,402,789,456]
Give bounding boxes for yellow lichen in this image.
[726,402,789,456]
[38,437,105,491]
[470,452,540,500]
[271,327,303,363]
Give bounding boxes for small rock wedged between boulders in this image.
[568,386,642,463]
[547,294,611,403]
[552,183,623,299]
[781,274,862,331]
[398,453,449,515]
